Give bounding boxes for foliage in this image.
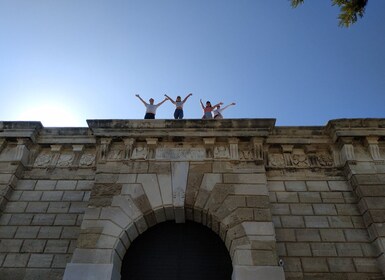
[291,0,368,27]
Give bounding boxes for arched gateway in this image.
[121,221,232,279]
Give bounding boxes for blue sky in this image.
[1,1,384,127]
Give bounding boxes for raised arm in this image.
[212,102,224,109]
[156,97,168,106]
[182,93,193,103]
[221,102,236,111]
[200,99,205,110]
[135,94,147,106]
[164,94,175,104]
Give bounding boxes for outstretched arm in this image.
[212,102,224,109]
[156,97,168,106]
[164,94,175,104]
[182,93,193,103]
[200,99,205,110]
[220,102,236,111]
[135,94,147,106]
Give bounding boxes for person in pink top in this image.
[200,99,223,119]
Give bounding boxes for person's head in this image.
[176,96,181,101]
[217,105,220,109]
[206,101,211,107]
[149,98,154,104]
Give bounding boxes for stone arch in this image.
[64,161,284,280]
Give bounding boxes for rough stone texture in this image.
[0,119,385,279]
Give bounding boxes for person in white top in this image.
[135,94,168,119]
[213,102,236,119]
[164,93,193,119]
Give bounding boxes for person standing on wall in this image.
[135,94,168,119]
[164,93,193,119]
[213,102,236,119]
[200,99,223,119]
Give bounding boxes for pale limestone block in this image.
[328,180,351,191]
[126,222,139,241]
[100,207,131,229]
[111,196,141,221]
[27,254,53,267]
[295,229,321,242]
[320,229,346,242]
[243,221,275,236]
[285,181,307,192]
[20,191,43,201]
[154,207,166,223]
[63,263,120,280]
[35,180,57,190]
[0,239,23,252]
[164,205,175,220]
[0,173,14,185]
[71,248,114,264]
[327,257,355,272]
[298,192,322,203]
[56,180,77,190]
[137,174,163,209]
[171,161,189,207]
[3,253,29,267]
[38,226,63,239]
[81,220,122,237]
[336,243,363,256]
[115,238,126,260]
[232,265,285,280]
[174,207,185,223]
[311,243,337,256]
[275,229,296,242]
[194,189,210,209]
[21,239,46,253]
[232,184,268,196]
[54,214,78,226]
[354,258,382,273]
[224,173,266,184]
[4,201,28,212]
[305,216,329,228]
[271,204,290,215]
[15,226,40,238]
[16,180,36,190]
[267,181,285,191]
[116,174,136,184]
[121,183,144,198]
[45,240,70,253]
[301,257,329,272]
[286,243,311,256]
[95,234,117,249]
[306,180,329,191]
[276,192,299,203]
[157,173,172,205]
[76,180,94,191]
[222,208,254,229]
[52,254,72,268]
[281,216,305,228]
[200,173,222,192]
[251,250,278,266]
[41,191,63,201]
[233,249,253,265]
[328,216,353,228]
[26,201,49,213]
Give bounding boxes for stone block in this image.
[71,248,113,264]
[76,180,93,191]
[276,192,299,203]
[295,229,321,242]
[327,258,355,272]
[95,174,119,184]
[251,250,279,266]
[35,180,56,191]
[321,192,344,203]
[320,229,346,242]
[200,173,222,192]
[336,204,360,216]
[344,229,370,242]
[290,204,313,215]
[38,226,63,239]
[63,263,119,280]
[275,229,296,242]
[15,226,40,238]
[233,184,269,196]
[270,204,290,215]
[100,207,131,228]
[0,239,23,252]
[336,243,363,257]
[306,181,329,191]
[61,227,81,239]
[286,243,311,256]
[9,214,33,225]
[311,243,337,256]
[41,191,64,201]
[313,204,337,215]
[304,216,329,228]
[253,208,272,222]
[26,202,49,213]
[27,254,53,267]
[45,240,69,253]
[54,214,78,226]
[52,254,72,268]
[298,192,322,203]
[137,174,162,209]
[20,191,43,201]
[285,181,307,192]
[223,173,266,184]
[62,191,85,201]
[282,257,302,272]
[4,202,28,213]
[16,180,36,190]
[157,174,172,205]
[69,202,88,214]
[301,257,329,272]
[21,240,46,253]
[281,216,305,228]
[328,181,351,191]
[353,258,382,273]
[267,181,285,191]
[0,225,17,238]
[116,174,136,184]
[245,196,269,209]
[328,216,353,228]
[48,202,70,213]
[3,253,29,267]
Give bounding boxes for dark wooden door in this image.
[121,221,232,280]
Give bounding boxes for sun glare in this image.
[18,103,85,127]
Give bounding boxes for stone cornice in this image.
[0,121,43,142]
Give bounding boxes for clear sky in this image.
[1,1,384,127]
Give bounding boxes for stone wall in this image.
[0,119,384,280]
